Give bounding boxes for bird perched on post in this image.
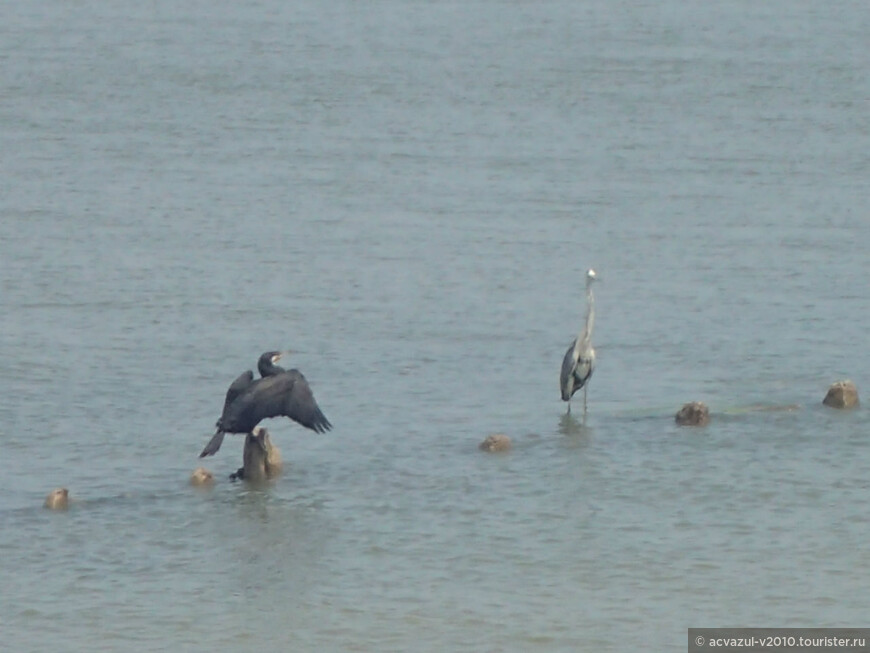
[200,350,331,458]
[560,269,598,417]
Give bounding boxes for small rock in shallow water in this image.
[822,380,859,409]
[44,488,70,510]
[190,467,214,486]
[675,402,710,426]
[479,433,512,452]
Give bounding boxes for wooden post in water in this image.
[232,427,283,482]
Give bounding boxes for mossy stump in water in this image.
[822,380,859,409]
[44,488,70,510]
[479,433,512,452]
[675,402,710,426]
[232,427,283,482]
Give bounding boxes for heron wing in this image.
[573,349,595,391]
[222,371,332,434]
[560,341,577,400]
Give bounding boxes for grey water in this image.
[1,1,869,650]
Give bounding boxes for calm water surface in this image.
[2,1,869,651]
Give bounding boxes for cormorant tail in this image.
[200,430,226,458]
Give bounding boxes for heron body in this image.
[560,269,598,416]
[200,351,331,458]
[560,340,595,402]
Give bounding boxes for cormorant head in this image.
[257,350,290,377]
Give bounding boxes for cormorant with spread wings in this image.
[200,350,331,458]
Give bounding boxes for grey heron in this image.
[560,268,598,417]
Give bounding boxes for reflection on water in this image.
[558,412,591,438]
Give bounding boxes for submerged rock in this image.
[675,402,710,426]
[822,380,859,409]
[190,467,214,487]
[43,488,70,510]
[479,433,512,452]
[232,427,283,482]
[740,404,801,413]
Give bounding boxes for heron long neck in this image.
[575,284,595,350]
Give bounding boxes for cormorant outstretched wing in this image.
[221,370,254,420]
[200,370,255,458]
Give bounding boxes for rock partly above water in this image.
[823,380,859,409]
[43,488,70,510]
[479,433,512,452]
[675,402,710,426]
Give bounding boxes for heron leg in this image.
[566,401,571,415]
[583,386,588,418]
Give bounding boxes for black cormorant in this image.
[200,350,331,458]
